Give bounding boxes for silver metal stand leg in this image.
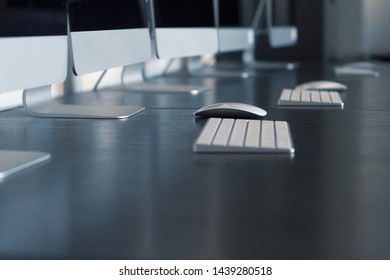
[160,58,176,77]
[243,0,299,70]
[121,64,210,94]
[246,60,299,70]
[186,57,252,79]
[23,85,144,119]
[92,70,108,92]
[0,150,50,180]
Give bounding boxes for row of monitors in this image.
[0,0,254,93]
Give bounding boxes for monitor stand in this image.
[242,47,299,71]
[244,0,299,71]
[0,90,23,112]
[23,85,144,119]
[185,56,253,79]
[0,150,50,180]
[162,56,252,79]
[94,60,210,95]
[152,57,252,79]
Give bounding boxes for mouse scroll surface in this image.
[194,102,267,119]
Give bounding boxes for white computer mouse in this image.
[294,80,347,91]
[194,102,267,119]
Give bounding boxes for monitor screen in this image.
[68,0,147,32]
[218,0,249,27]
[153,0,215,28]
[257,0,298,50]
[150,0,218,59]
[68,0,152,75]
[0,0,66,37]
[0,0,68,92]
[215,0,254,53]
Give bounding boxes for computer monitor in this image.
[266,0,297,48]
[68,0,152,76]
[149,0,218,59]
[216,0,254,53]
[0,0,67,178]
[20,0,149,119]
[243,0,298,70]
[0,0,67,93]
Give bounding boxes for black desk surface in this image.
[0,63,390,259]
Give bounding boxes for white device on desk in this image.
[194,102,267,119]
[278,89,344,107]
[194,118,295,154]
[0,151,50,180]
[294,81,347,92]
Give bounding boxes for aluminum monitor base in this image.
[0,150,50,180]
[93,63,210,95]
[188,67,252,79]
[186,57,253,79]
[246,60,299,71]
[163,57,253,79]
[23,85,144,119]
[124,62,211,94]
[126,83,209,95]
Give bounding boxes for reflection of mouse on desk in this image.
[194,102,267,119]
[294,80,347,91]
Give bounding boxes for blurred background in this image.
[227,0,390,63]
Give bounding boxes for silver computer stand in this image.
[23,85,144,119]
[243,0,299,70]
[152,54,253,80]
[0,91,51,179]
[0,151,51,180]
[182,0,254,79]
[22,30,145,119]
[185,56,253,79]
[92,58,210,95]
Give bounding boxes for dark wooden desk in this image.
[0,63,389,259]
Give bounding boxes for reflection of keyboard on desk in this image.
[193,118,295,154]
[278,89,344,107]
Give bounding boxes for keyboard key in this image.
[212,118,234,146]
[195,118,221,146]
[275,121,294,152]
[280,89,292,101]
[244,120,261,148]
[330,91,343,105]
[320,91,332,103]
[290,90,301,102]
[311,91,321,103]
[228,119,247,147]
[301,90,311,102]
[260,120,275,149]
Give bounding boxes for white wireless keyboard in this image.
[278,89,344,107]
[193,118,295,154]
